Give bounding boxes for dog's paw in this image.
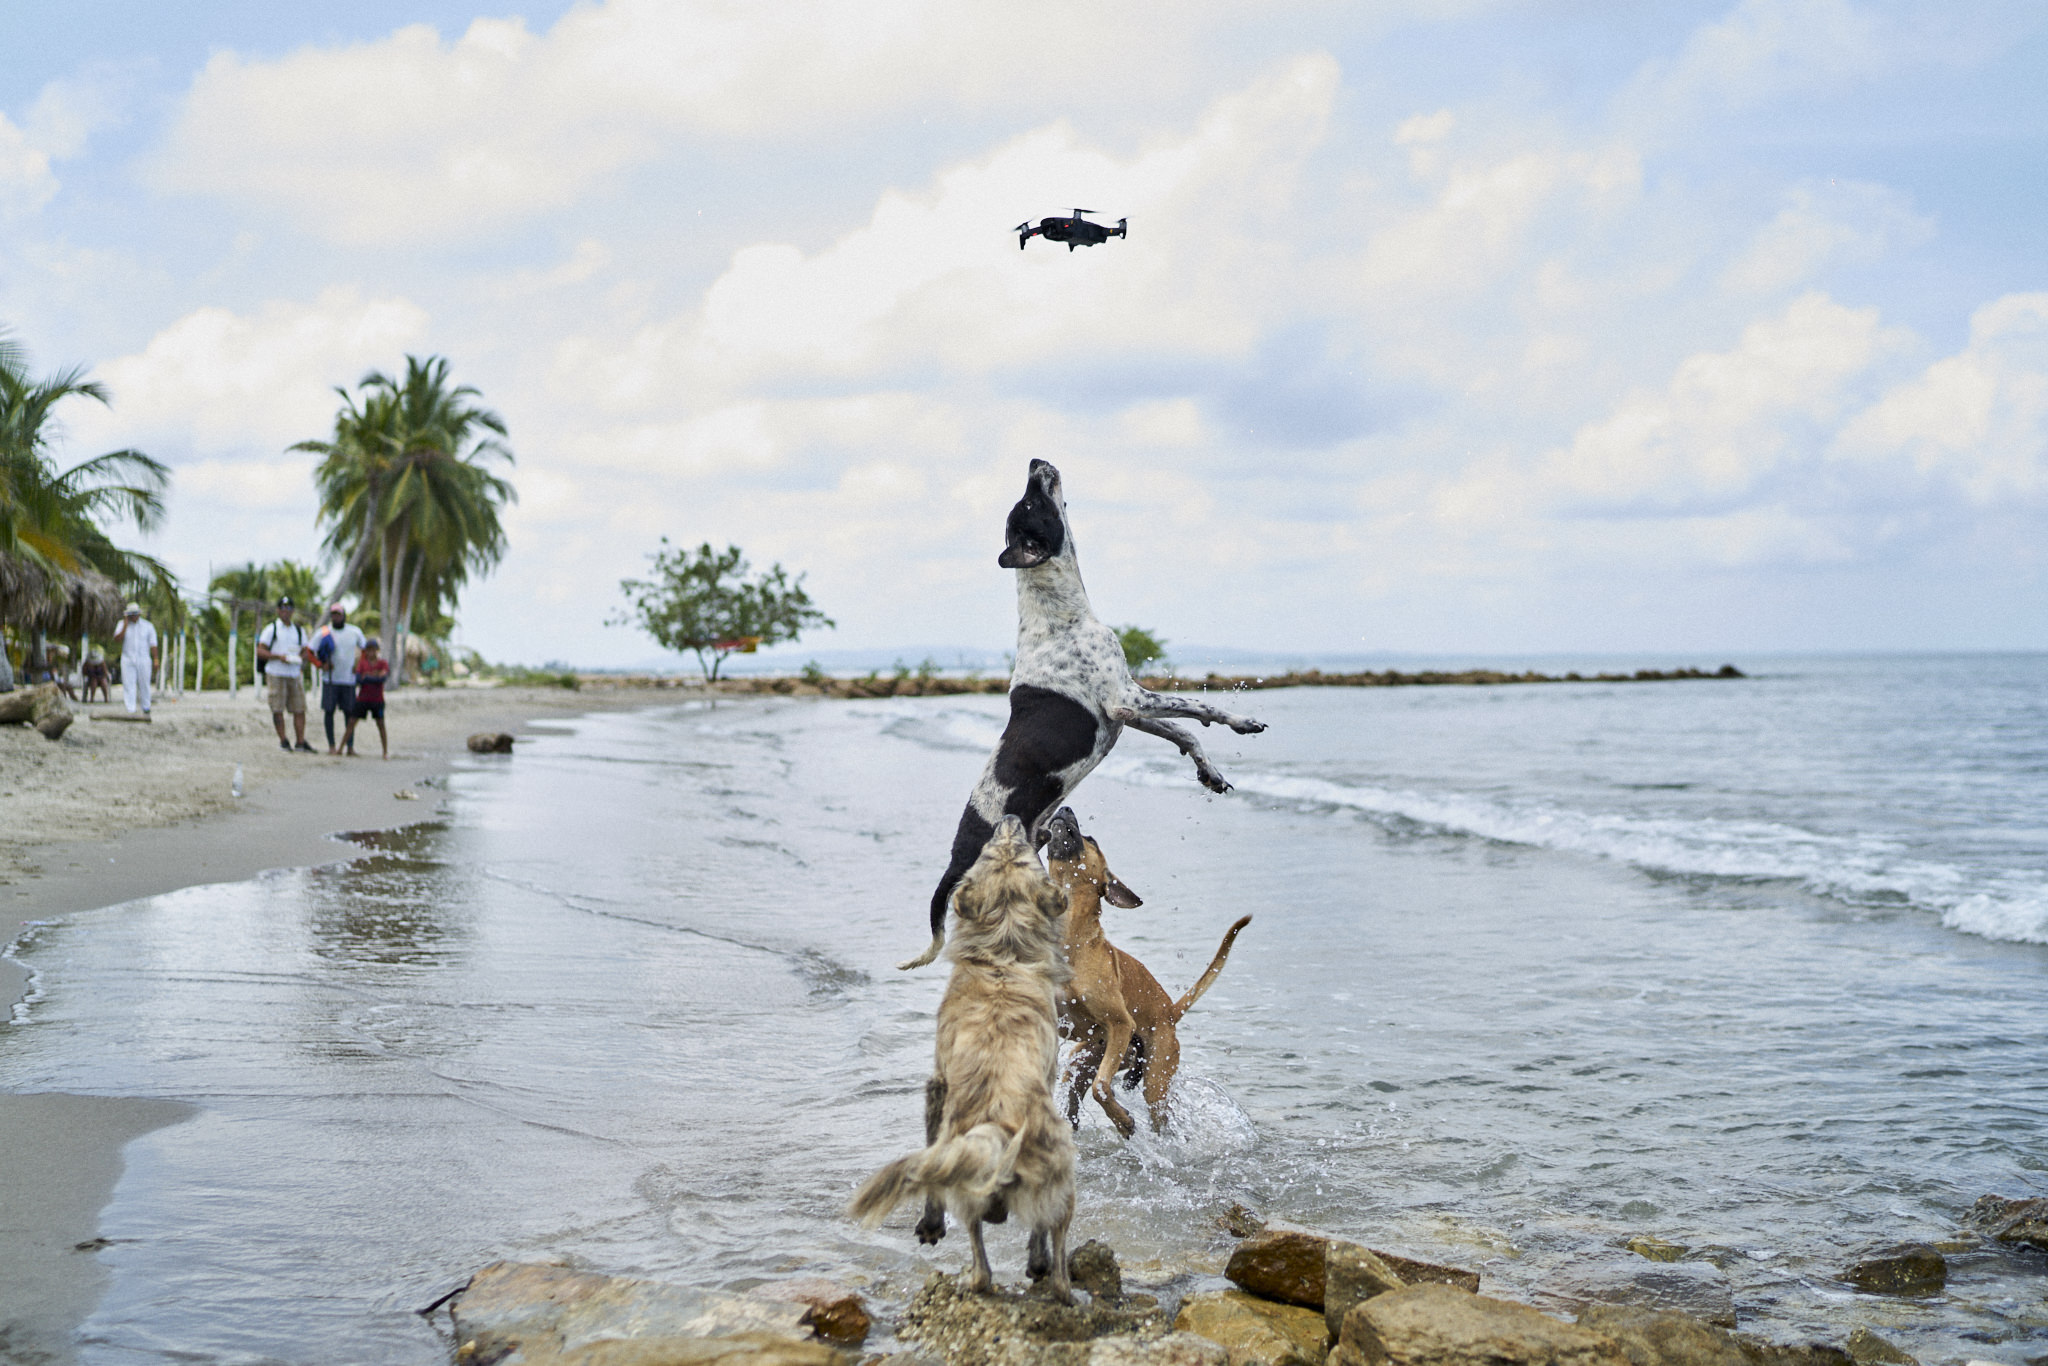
[1198,768,1232,795]
[1232,717,1267,734]
[914,1209,948,1245]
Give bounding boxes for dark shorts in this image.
[351,700,385,721]
[322,682,357,714]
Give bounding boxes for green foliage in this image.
[612,540,833,680]
[799,660,828,686]
[1117,625,1168,672]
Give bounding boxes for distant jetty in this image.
[574,663,1744,698]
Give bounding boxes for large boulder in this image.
[1546,1262,1736,1328]
[1226,1229,1475,1312]
[1964,1195,2048,1254]
[1173,1290,1328,1365]
[896,1269,1191,1366]
[448,1261,840,1366]
[1334,1283,1627,1366]
[1574,1305,1853,1366]
[1326,1245,1407,1342]
[1841,1245,1945,1297]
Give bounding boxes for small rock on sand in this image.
[467,732,516,753]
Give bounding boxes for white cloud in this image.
[70,288,431,457]
[153,0,1325,244]
[1721,180,1932,295]
[0,111,58,214]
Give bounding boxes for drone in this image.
[1016,209,1127,251]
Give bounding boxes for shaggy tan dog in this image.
[850,816,1078,1301]
[1045,806,1251,1137]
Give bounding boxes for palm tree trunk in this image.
[326,489,380,605]
[394,553,425,687]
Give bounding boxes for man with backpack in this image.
[256,596,316,753]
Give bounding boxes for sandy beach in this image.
[0,682,675,1364]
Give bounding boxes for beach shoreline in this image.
[0,682,685,1365]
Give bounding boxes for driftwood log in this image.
[0,682,73,740]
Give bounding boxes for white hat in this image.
[124,602,141,614]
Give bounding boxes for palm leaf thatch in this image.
[0,553,125,635]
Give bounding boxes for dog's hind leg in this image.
[1064,1029,1105,1130]
[1091,1009,1139,1138]
[1141,1028,1181,1134]
[914,1075,949,1245]
[964,1218,995,1294]
[1044,1215,1074,1304]
[1124,716,1232,794]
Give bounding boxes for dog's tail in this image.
[848,1123,1019,1228]
[1170,915,1253,1023]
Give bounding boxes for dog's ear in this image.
[1102,876,1142,909]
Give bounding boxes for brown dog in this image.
[1044,807,1251,1137]
[850,816,1078,1300]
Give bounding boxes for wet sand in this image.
[0,683,678,1364]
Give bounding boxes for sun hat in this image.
[124,602,141,614]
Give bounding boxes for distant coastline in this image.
[575,663,1746,699]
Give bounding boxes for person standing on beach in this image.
[112,602,159,717]
[256,596,315,753]
[343,637,389,759]
[314,603,367,755]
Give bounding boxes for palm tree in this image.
[302,355,514,684]
[0,327,173,680]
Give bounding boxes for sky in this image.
[3,0,2045,668]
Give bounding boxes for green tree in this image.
[1117,625,1168,672]
[613,540,834,680]
[300,355,514,685]
[0,327,174,679]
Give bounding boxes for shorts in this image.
[351,699,385,722]
[323,682,357,714]
[266,675,307,715]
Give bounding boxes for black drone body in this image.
[1016,209,1127,251]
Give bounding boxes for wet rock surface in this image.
[1624,1238,1688,1264]
[1842,1327,1917,1366]
[896,1270,1190,1366]
[1842,1245,1946,1297]
[1545,1261,1737,1328]
[1575,1305,1853,1366]
[1226,1229,1332,1309]
[747,1278,872,1346]
[1334,1283,1628,1366]
[1068,1241,1124,1302]
[448,1260,839,1366]
[1173,1290,1328,1366]
[1964,1195,2048,1254]
[1325,1244,1407,1341]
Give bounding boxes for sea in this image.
[3,653,2044,1364]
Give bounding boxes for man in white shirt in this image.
[314,602,368,755]
[112,602,159,716]
[256,595,315,753]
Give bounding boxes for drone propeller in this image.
[1070,209,1094,215]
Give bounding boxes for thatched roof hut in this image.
[0,554,126,637]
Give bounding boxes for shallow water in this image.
[4,656,2046,1364]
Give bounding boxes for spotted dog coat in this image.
[900,459,1268,975]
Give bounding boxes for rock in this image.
[1548,1262,1736,1328]
[1226,1229,1329,1309]
[1088,1334,1229,1365]
[1326,1245,1407,1342]
[1174,1290,1328,1365]
[1842,1245,1945,1297]
[897,1269,1178,1366]
[1964,1194,2048,1253]
[468,731,516,753]
[1070,1241,1124,1301]
[1370,1252,1480,1296]
[1218,1203,1268,1238]
[449,1261,839,1366]
[1843,1327,1916,1366]
[1575,1305,1853,1366]
[747,1278,871,1346]
[0,682,72,739]
[1625,1238,1688,1264]
[1334,1283,1628,1366]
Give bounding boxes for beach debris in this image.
[1174,1289,1327,1365]
[468,732,516,754]
[1624,1237,1688,1264]
[0,682,73,739]
[231,764,243,798]
[746,1278,872,1347]
[393,789,420,801]
[1841,1244,1946,1297]
[1843,1327,1917,1366]
[1542,1261,1735,1328]
[896,1268,1204,1366]
[1325,1245,1407,1341]
[1577,1304,1854,1366]
[1335,1283,1627,1366]
[447,1260,841,1366]
[1963,1193,2048,1253]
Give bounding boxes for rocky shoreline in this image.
[565,664,1747,701]
[430,1195,2048,1366]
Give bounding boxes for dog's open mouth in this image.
[1044,807,1084,861]
[998,536,1049,568]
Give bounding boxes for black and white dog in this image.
[901,459,1268,972]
